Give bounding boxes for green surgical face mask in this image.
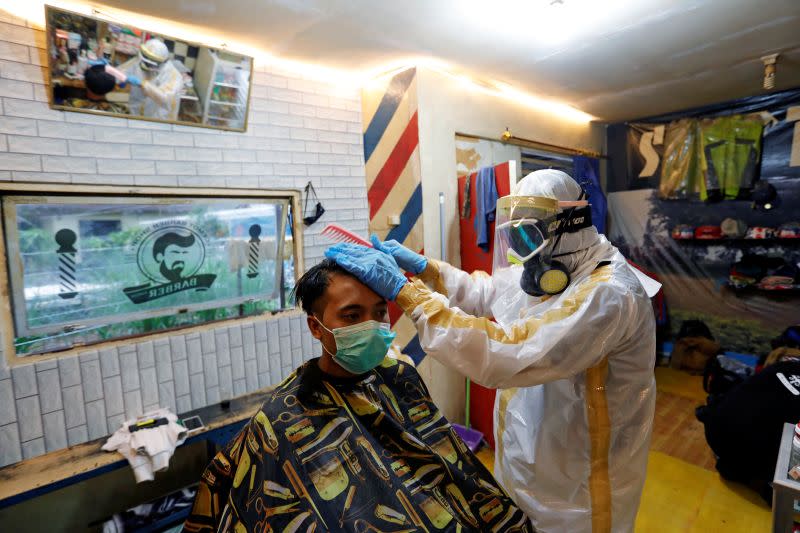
[314,317,396,374]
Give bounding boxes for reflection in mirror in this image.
[45,5,253,131]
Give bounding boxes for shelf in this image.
[180,94,199,101]
[209,100,243,107]
[207,115,237,121]
[674,238,800,244]
[213,82,241,89]
[726,283,800,294]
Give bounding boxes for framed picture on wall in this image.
[44,5,253,132]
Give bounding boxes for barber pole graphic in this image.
[247,224,261,278]
[362,67,425,365]
[55,228,78,299]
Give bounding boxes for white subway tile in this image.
[134,175,178,187]
[99,347,120,378]
[231,346,245,381]
[36,369,62,414]
[202,352,219,388]
[152,131,194,146]
[4,97,61,120]
[175,147,222,162]
[0,78,32,99]
[36,120,93,140]
[271,139,305,152]
[222,149,256,162]
[11,364,36,398]
[65,112,126,127]
[194,133,238,148]
[85,399,107,439]
[123,389,143,419]
[157,160,196,175]
[102,376,124,416]
[195,162,242,176]
[176,394,192,413]
[62,385,86,428]
[67,425,88,446]
[91,126,152,144]
[42,410,67,452]
[245,359,258,391]
[129,144,174,160]
[71,174,133,185]
[268,113,304,128]
[16,395,42,441]
[0,423,22,466]
[21,437,45,459]
[0,22,45,48]
[119,349,140,392]
[189,373,206,407]
[173,359,190,397]
[0,151,39,171]
[42,155,95,173]
[158,381,176,412]
[69,140,130,159]
[0,379,16,425]
[97,158,154,175]
[289,128,318,141]
[0,40,29,63]
[0,60,46,84]
[178,175,226,187]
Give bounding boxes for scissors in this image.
[468,491,494,506]
[255,499,301,518]
[277,408,339,424]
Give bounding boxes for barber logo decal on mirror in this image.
[123,220,217,304]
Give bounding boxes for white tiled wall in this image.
[0,11,368,466]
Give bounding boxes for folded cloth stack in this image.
[102,408,188,483]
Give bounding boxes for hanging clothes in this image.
[473,166,497,252]
[573,155,608,234]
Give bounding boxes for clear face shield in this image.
[492,195,560,272]
[490,194,592,328]
[139,52,164,73]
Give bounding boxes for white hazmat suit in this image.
[393,170,657,532]
[120,39,183,121]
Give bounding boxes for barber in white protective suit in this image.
[325,170,659,533]
[120,38,183,121]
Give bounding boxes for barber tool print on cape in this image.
[55,228,78,299]
[123,221,216,304]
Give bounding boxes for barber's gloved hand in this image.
[325,243,408,301]
[370,235,428,275]
[126,74,142,86]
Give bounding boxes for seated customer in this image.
[184,259,532,532]
[698,325,800,504]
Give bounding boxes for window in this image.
[3,192,299,356]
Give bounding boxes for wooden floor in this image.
[474,367,772,532]
[638,368,771,532]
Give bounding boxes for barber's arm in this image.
[395,276,627,389]
[325,244,625,388]
[371,236,497,318]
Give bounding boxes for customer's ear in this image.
[307,315,323,340]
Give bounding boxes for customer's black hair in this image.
[292,258,355,315]
[84,64,116,96]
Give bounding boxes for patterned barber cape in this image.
[183,357,533,532]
